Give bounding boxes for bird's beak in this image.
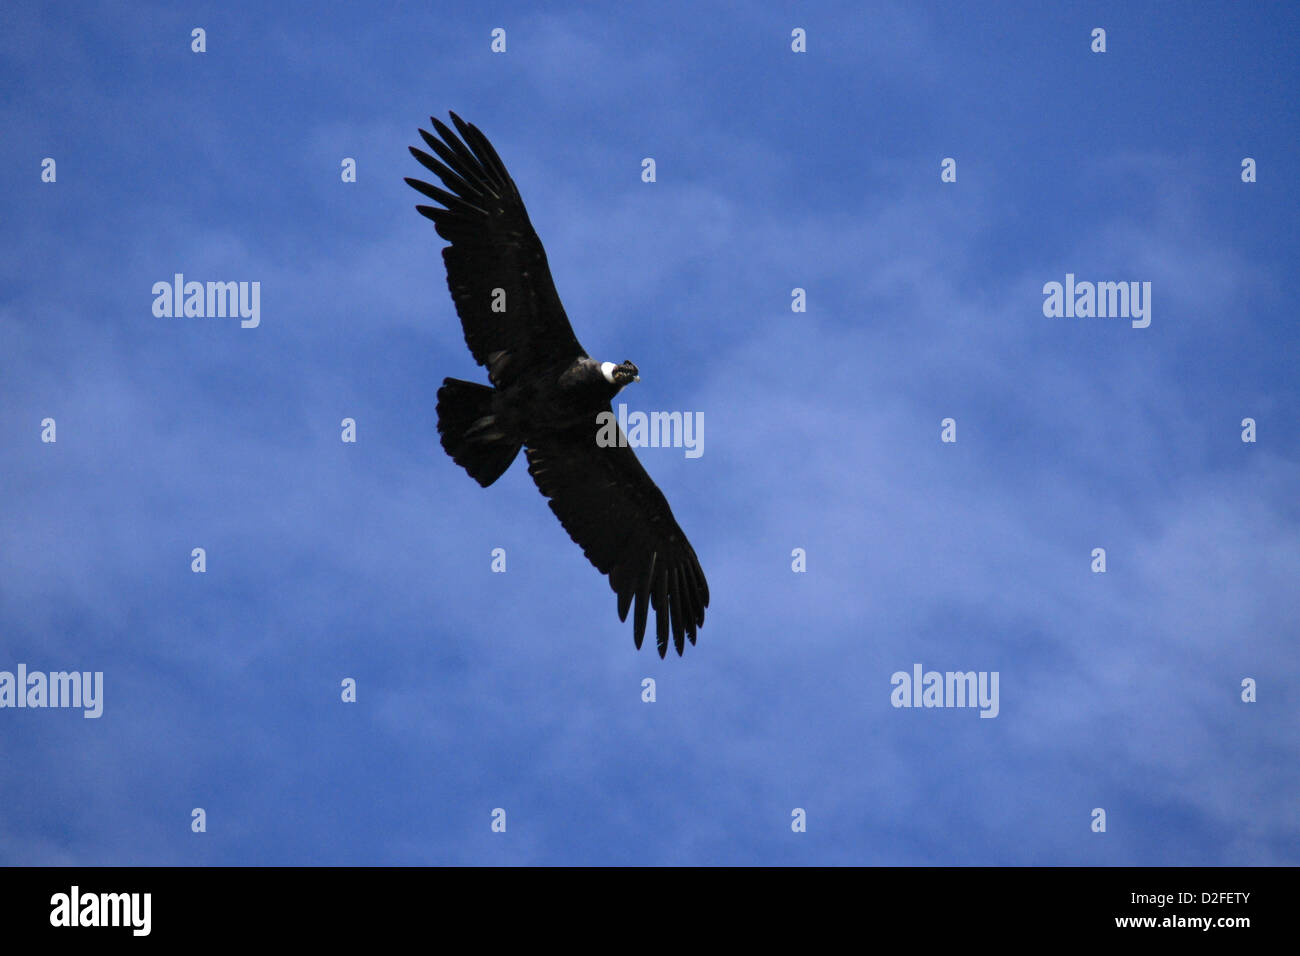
[633,375,640,382]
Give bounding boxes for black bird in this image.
[405,112,709,657]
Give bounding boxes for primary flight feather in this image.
[406,112,709,657]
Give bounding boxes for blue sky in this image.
[1,0,1297,865]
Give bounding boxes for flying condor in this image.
[405,112,709,657]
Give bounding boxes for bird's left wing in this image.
[406,112,586,384]
[524,428,709,657]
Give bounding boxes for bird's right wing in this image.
[406,112,586,385]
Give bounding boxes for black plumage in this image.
[406,112,709,657]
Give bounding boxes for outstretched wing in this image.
[406,112,585,385]
[525,427,709,657]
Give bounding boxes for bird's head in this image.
[600,360,640,389]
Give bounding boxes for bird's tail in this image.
[436,378,522,487]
